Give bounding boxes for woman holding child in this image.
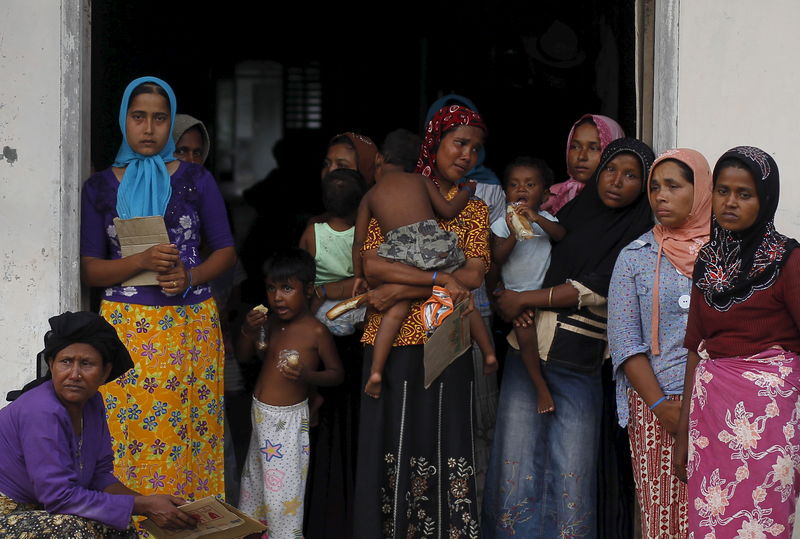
[482,137,655,537]
[353,105,490,537]
[80,76,236,504]
[608,148,713,537]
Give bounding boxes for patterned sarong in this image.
[100,299,225,508]
[627,390,688,538]
[0,492,136,538]
[688,348,800,537]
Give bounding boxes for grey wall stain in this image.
[2,146,18,163]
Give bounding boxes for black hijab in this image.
[7,311,133,400]
[542,137,656,297]
[694,146,798,311]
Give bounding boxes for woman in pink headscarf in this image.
[541,113,625,214]
[608,148,713,537]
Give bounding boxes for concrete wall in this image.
[0,0,88,404]
[668,0,800,237]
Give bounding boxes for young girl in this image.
[491,157,565,413]
[541,114,625,214]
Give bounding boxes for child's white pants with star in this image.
[239,397,309,539]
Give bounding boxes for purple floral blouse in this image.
[80,162,234,307]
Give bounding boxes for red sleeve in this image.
[781,249,800,334]
[683,283,706,354]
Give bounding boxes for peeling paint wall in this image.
[674,0,800,238]
[0,0,87,405]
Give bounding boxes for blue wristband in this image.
[182,268,194,299]
[649,396,668,410]
[432,271,438,285]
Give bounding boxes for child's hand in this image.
[352,276,368,296]
[513,205,538,223]
[244,308,267,333]
[279,360,303,381]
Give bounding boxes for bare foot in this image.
[537,387,555,414]
[309,392,324,427]
[364,372,382,399]
[483,354,499,375]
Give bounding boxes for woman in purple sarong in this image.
[675,146,800,537]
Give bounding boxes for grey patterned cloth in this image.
[377,219,465,270]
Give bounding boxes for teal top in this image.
[314,223,355,285]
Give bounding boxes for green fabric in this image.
[314,223,355,285]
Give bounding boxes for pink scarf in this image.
[541,113,625,214]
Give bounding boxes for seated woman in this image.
[0,311,197,537]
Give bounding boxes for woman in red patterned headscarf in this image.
[353,105,490,538]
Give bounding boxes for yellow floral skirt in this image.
[100,299,225,502]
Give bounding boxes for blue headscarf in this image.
[114,76,177,219]
[424,94,500,185]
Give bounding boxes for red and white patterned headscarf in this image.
[415,105,486,185]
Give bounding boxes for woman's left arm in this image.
[362,250,481,306]
[608,250,681,433]
[21,412,135,530]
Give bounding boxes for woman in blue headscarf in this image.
[80,77,236,507]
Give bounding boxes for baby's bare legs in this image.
[468,309,497,375]
[366,299,411,398]
[515,323,554,413]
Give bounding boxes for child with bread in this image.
[492,157,566,413]
[237,249,344,538]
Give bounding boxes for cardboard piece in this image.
[423,299,472,388]
[113,216,170,286]
[140,496,267,539]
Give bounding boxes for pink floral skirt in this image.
[688,348,800,537]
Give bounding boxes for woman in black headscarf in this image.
[675,146,800,537]
[0,312,197,537]
[483,138,655,538]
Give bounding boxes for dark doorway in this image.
[90,3,638,537]
[91,1,636,184]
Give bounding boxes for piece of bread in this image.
[506,204,535,241]
[326,294,366,320]
[253,304,269,314]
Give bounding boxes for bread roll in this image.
[506,204,535,241]
[326,294,366,320]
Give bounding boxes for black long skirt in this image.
[304,333,363,538]
[353,345,479,538]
